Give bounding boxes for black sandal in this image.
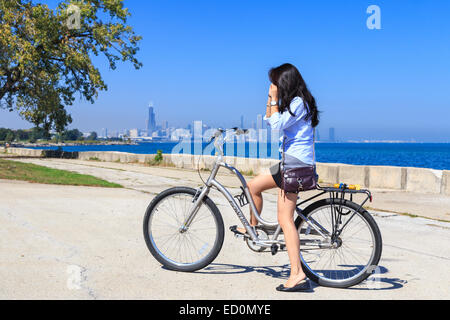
[229,225,250,237]
[276,279,310,292]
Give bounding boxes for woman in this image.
[237,63,319,292]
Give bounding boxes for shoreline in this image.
[9,141,138,147]
[9,142,450,171]
[1,146,449,196]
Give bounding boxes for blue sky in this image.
[1,0,449,141]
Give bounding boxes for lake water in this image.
[25,142,450,170]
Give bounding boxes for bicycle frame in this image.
[181,129,373,249]
[182,152,273,244]
[182,150,326,249]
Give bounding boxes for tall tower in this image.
[329,127,336,142]
[147,102,156,135]
[256,114,263,130]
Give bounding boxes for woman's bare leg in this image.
[277,189,306,287]
[237,173,277,233]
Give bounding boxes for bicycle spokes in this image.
[300,204,377,284]
[148,192,219,266]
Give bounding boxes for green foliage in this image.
[241,169,255,176]
[0,0,142,133]
[154,149,163,163]
[147,150,164,166]
[0,126,48,142]
[0,128,14,141]
[5,131,14,143]
[28,131,37,143]
[60,128,83,141]
[87,131,97,141]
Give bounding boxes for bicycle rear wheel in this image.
[143,187,224,272]
[295,198,382,288]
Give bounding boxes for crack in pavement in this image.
[2,209,99,299]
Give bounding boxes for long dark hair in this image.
[269,63,319,127]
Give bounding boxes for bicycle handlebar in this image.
[209,127,249,156]
[209,127,249,143]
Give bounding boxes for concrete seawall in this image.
[2,146,449,196]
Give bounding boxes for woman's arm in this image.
[266,103,279,118]
[264,97,306,130]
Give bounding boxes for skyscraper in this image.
[329,127,336,142]
[129,129,138,138]
[256,114,263,130]
[147,102,156,135]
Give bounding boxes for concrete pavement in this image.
[0,158,449,299]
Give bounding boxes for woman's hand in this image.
[269,83,278,102]
[266,83,279,118]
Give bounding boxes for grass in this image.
[146,150,163,166]
[241,169,255,176]
[0,159,123,188]
[145,150,167,167]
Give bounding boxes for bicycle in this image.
[143,128,383,288]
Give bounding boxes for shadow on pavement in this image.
[194,263,315,293]
[194,263,291,279]
[186,263,405,291]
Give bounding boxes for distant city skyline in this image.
[0,102,438,143]
[1,0,449,142]
[91,102,347,143]
[0,100,442,143]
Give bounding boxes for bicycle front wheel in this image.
[295,198,382,288]
[143,187,224,272]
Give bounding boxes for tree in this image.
[0,128,13,140]
[87,131,97,141]
[0,0,142,133]
[5,131,14,143]
[31,126,47,140]
[61,128,83,141]
[15,129,30,141]
[28,131,37,143]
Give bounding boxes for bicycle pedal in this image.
[271,244,279,256]
[229,225,249,239]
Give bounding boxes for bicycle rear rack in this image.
[297,184,373,217]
